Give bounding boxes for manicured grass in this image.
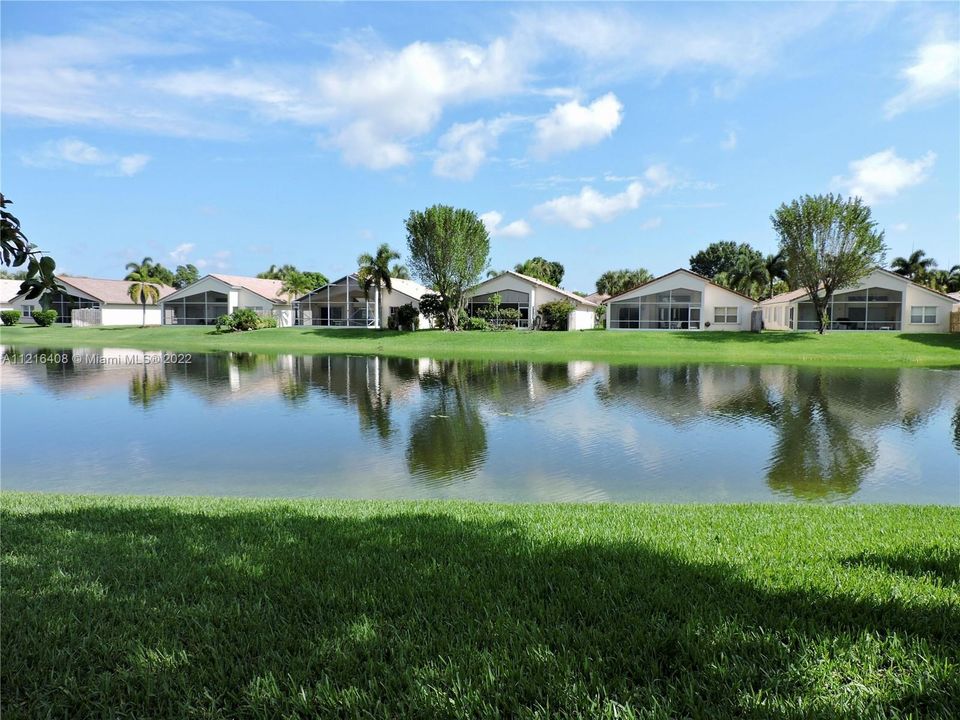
[2,324,959,367]
[2,493,957,718]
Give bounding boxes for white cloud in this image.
[195,250,231,271]
[721,130,737,150]
[169,243,195,263]
[433,117,511,180]
[534,182,646,229]
[832,148,936,205]
[22,138,151,176]
[638,217,662,231]
[480,211,532,238]
[885,39,960,117]
[892,222,909,232]
[531,92,623,159]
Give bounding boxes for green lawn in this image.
[2,324,959,367]
[2,493,957,719]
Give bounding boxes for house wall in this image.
[378,289,431,329]
[466,274,596,331]
[902,283,952,333]
[162,277,290,326]
[101,305,163,326]
[607,272,754,331]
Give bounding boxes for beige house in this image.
[606,268,756,331]
[161,274,293,326]
[295,274,434,328]
[8,275,176,325]
[760,268,955,333]
[465,271,598,330]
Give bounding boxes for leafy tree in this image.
[1,193,60,306]
[946,265,960,294]
[772,194,886,334]
[257,264,326,289]
[125,258,162,328]
[0,269,27,280]
[173,264,200,289]
[279,271,315,305]
[514,257,564,287]
[764,252,790,298]
[357,243,400,299]
[405,205,490,330]
[890,249,936,281]
[149,263,175,287]
[418,292,448,328]
[595,268,653,297]
[727,252,768,298]
[390,263,411,280]
[689,241,762,279]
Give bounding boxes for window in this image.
[910,306,937,324]
[22,304,34,316]
[389,306,399,318]
[714,306,738,324]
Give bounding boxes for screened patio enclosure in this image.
[609,288,702,329]
[795,287,902,331]
[466,289,531,328]
[47,290,100,324]
[296,275,378,327]
[162,290,229,325]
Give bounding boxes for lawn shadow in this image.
[895,333,960,351]
[842,548,960,586]
[670,331,811,344]
[3,504,957,718]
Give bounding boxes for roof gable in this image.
[470,271,598,307]
[606,268,756,304]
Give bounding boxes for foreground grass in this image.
[2,493,957,719]
[2,324,959,367]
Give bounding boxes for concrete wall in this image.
[101,305,163,326]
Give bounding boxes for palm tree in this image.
[357,243,400,299]
[125,257,161,327]
[727,252,768,298]
[487,269,505,279]
[763,252,789,298]
[890,250,937,280]
[390,263,410,280]
[280,271,316,312]
[924,269,951,293]
[946,265,960,293]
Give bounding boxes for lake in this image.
[1,346,958,504]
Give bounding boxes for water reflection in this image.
[2,345,957,504]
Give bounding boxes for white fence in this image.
[71,307,102,327]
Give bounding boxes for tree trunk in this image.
[142,299,146,328]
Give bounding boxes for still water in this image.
[1,346,958,504]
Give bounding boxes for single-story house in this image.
[465,271,598,330]
[8,275,176,325]
[0,279,24,311]
[760,268,956,332]
[295,274,434,328]
[160,274,293,326]
[606,268,756,331]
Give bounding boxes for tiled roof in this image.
[58,276,177,304]
[208,274,288,303]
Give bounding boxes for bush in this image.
[1,310,21,326]
[457,308,469,330]
[215,308,273,333]
[31,309,58,327]
[464,316,489,331]
[538,299,575,331]
[396,303,419,331]
[418,293,447,328]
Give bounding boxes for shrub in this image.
[215,308,273,333]
[538,299,575,331]
[31,309,58,327]
[594,304,607,328]
[457,308,469,330]
[418,293,447,328]
[464,316,489,331]
[387,315,398,330]
[396,303,419,331]
[1,310,21,326]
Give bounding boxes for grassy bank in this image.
[2,324,959,367]
[2,493,957,718]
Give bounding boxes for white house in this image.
[465,271,598,330]
[606,269,756,331]
[0,279,23,311]
[295,274,434,328]
[160,274,293,326]
[9,275,176,325]
[759,268,956,333]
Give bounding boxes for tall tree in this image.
[763,252,790,298]
[173,264,200,289]
[390,263,411,280]
[595,268,653,297]
[357,243,401,299]
[257,264,326,289]
[728,251,769,298]
[890,249,937,281]
[514,257,564,286]
[689,241,761,279]
[406,205,490,330]
[279,271,315,306]
[124,258,162,328]
[771,194,887,334]
[1,193,60,306]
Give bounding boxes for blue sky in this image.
[2,1,958,293]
